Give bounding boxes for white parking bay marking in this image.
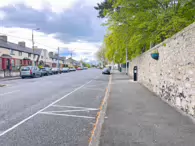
[39,112,95,119]
[45,109,98,113]
[0,90,20,96]
[51,105,98,110]
[0,80,92,137]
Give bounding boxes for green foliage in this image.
[95,0,195,62]
[96,46,108,65]
[152,50,159,54]
[163,43,167,47]
[38,65,44,69]
[94,0,115,18]
[82,62,91,68]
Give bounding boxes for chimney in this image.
[0,35,7,42]
[34,46,38,49]
[18,41,26,47]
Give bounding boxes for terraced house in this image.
[0,35,66,78]
[0,35,40,77]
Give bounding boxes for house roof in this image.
[0,40,40,55]
[66,58,80,65]
[34,48,43,55]
[1,54,12,58]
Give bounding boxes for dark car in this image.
[102,68,111,75]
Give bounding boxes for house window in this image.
[41,56,43,59]
[11,59,15,70]
[33,54,36,59]
[15,59,21,70]
[18,51,22,56]
[10,50,14,55]
[20,60,23,65]
[0,58,2,70]
[28,53,31,57]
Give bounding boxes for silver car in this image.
[20,66,42,79]
[102,68,111,75]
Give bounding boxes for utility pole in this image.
[32,29,35,66]
[32,28,40,66]
[57,47,60,69]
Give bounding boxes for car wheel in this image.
[21,76,25,79]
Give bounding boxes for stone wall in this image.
[129,23,195,117]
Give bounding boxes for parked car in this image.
[69,68,76,71]
[102,68,111,75]
[40,68,48,76]
[77,67,82,70]
[83,67,88,70]
[62,68,69,73]
[20,66,42,78]
[57,68,61,74]
[45,67,53,75]
[52,68,58,74]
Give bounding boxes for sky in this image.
[0,0,105,62]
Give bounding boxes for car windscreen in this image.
[103,68,109,71]
[21,67,30,71]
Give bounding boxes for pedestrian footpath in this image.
[99,70,195,146]
[0,76,20,82]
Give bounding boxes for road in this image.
[0,69,109,146]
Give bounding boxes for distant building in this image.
[65,58,82,67]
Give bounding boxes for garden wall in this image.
[129,23,195,117]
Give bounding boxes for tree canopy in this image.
[96,45,108,66]
[95,0,195,63]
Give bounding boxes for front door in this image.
[6,59,11,70]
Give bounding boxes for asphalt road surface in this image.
[0,69,109,146]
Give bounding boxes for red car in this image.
[77,67,82,70]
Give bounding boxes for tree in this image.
[94,0,114,18]
[96,46,108,66]
[95,0,195,62]
[82,62,91,68]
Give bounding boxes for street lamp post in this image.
[126,47,128,75]
[32,28,40,66]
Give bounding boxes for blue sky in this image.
[0,0,105,61]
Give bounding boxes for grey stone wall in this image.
[129,23,195,117]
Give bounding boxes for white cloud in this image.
[0,0,103,13]
[0,0,103,61]
[0,27,101,60]
[0,10,6,20]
